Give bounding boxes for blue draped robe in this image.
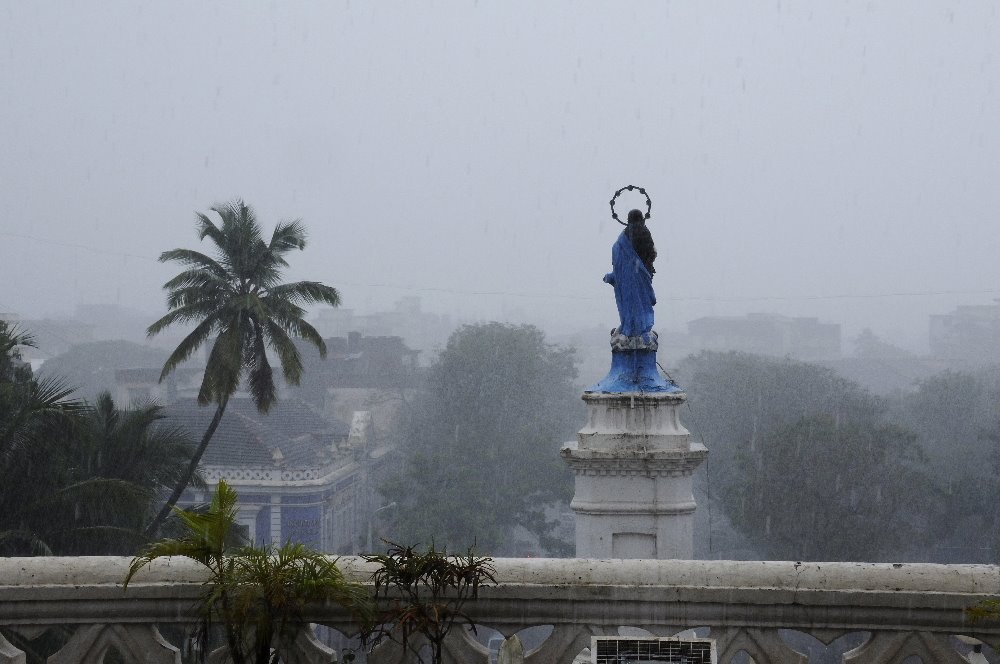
[588,229,678,393]
[605,230,655,337]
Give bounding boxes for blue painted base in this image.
[586,349,682,393]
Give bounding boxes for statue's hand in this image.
[603,273,615,286]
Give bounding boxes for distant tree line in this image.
[677,350,1000,563]
[379,329,1000,563]
[11,308,1000,563]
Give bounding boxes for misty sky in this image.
[2,2,998,352]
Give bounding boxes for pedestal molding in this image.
[570,500,698,516]
[565,385,707,559]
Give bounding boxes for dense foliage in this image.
[381,322,581,555]
[677,351,887,557]
[723,413,936,560]
[677,350,1000,562]
[0,321,196,555]
[889,368,1000,561]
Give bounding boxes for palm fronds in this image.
[127,481,372,664]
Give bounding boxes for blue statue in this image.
[587,204,680,393]
[604,209,657,337]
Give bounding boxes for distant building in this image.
[312,297,454,363]
[929,300,1000,364]
[687,313,841,361]
[13,318,95,362]
[289,332,420,425]
[113,331,414,553]
[73,304,151,344]
[115,367,202,404]
[163,397,390,554]
[313,332,420,388]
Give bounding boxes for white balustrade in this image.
[1,557,999,663]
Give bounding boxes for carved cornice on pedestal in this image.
[560,443,708,477]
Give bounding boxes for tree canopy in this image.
[0,321,196,555]
[677,350,940,561]
[888,367,1000,562]
[723,412,936,561]
[380,322,581,555]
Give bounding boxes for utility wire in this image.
[0,231,158,262]
[3,230,999,303]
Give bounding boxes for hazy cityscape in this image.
[3,2,1000,662]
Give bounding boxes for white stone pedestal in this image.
[561,391,707,559]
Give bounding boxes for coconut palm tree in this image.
[144,200,341,536]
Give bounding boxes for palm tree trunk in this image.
[143,398,229,538]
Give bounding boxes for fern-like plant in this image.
[125,480,372,664]
[362,541,496,664]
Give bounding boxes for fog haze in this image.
[2,2,998,352]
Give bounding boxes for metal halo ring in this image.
[609,185,652,226]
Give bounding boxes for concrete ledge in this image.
[3,557,998,661]
[3,556,998,596]
[3,556,999,596]
[1,557,998,638]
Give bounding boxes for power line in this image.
[335,282,1000,304]
[661,288,1000,303]
[4,230,999,304]
[0,231,158,262]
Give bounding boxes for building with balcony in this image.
[162,397,390,554]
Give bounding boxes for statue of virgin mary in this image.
[603,208,656,337]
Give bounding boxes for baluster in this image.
[523,624,605,664]
[713,627,806,664]
[439,626,489,664]
[367,636,425,664]
[0,632,26,664]
[277,625,339,664]
[48,624,180,664]
[844,631,969,663]
[498,634,524,664]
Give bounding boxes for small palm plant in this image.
[124,480,371,664]
[362,541,496,664]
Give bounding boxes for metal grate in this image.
[592,637,716,664]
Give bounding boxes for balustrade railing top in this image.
[2,557,999,663]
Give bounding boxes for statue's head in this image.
[627,209,645,224]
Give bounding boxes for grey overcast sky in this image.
[1,1,998,351]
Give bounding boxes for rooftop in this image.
[162,397,349,469]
